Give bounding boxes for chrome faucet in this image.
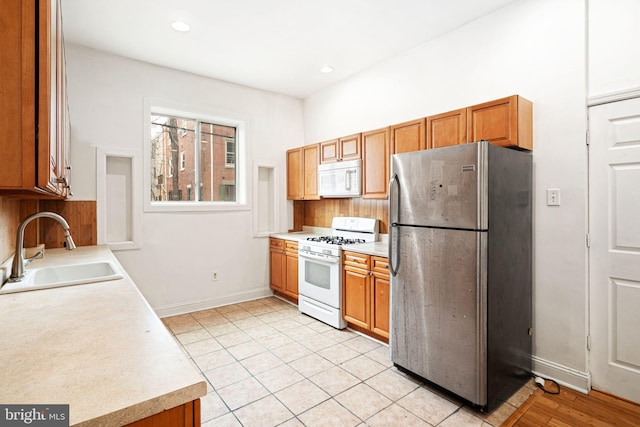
[9,212,77,281]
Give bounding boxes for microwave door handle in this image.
[345,170,351,191]
[389,173,400,277]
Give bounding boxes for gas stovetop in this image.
[298,217,379,257]
[306,236,366,246]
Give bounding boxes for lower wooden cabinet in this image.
[342,251,390,341]
[125,399,200,427]
[270,238,298,303]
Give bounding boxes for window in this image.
[225,138,235,168]
[148,108,245,210]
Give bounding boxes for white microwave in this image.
[318,159,362,198]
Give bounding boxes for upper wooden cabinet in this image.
[391,118,426,154]
[362,127,390,200]
[320,134,361,163]
[302,144,320,199]
[467,95,533,150]
[0,0,70,197]
[427,108,467,149]
[286,148,303,200]
[286,144,320,200]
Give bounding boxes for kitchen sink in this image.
[0,261,124,294]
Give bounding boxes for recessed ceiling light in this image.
[171,21,191,32]
[320,66,334,74]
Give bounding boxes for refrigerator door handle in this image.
[389,173,400,277]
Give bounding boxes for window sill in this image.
[144,201,250,213]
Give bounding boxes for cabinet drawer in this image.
[344,251,369,269]
[285,240,298,254]
[270,238,284,250]
[372,257,390,275]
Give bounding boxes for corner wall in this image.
[304,0,589,389]
[64,45,305,314]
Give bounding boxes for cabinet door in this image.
[466,95,533,150]
[38,0,65,195]
[125,399,199,427]
[427,108,467,149]
[286,148,303,200]
[0,0,66,197]
[270,248,285,292]
[391,118,426,154]
[284,252,298,299]
[302,143,320,200]
[343,266,370,329]
[320,139,339,164]
[361,127,390,199]
[371,272,390,339]
[339,133,362,161]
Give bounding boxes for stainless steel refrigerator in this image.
[389,140,532,411]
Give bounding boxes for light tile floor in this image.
[163,297,535,427]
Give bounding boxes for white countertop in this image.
[341,241,389,258]
[0,246,206,426]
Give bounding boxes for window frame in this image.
[179,151,186,171]
[225,137,235,168]
[144,100,249,212]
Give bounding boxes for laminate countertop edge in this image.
[0,245,207,426]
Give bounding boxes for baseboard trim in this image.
[532,355,591,394]
[154,288,274,318]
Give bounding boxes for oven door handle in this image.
[299,252,340,265]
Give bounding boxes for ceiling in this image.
[61,0,519,99]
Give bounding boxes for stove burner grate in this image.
[306,236,366,245]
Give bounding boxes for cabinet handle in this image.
[56,177,70,188]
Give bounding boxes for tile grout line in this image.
[166,297,515,426]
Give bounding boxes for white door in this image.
[589,97,640,403]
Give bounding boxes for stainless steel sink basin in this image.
[0,261,124,294]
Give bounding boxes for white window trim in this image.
[180,151,186,171]
[144,98,250,212]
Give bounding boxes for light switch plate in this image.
[547,189,560,206]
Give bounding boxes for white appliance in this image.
[317,159,362,198]
[298,216,378,328]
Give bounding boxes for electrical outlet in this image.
[211,271,219,281]
[547,189,560,206]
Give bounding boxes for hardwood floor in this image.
[503,386,640,426]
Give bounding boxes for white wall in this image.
[304,0,589,389]
[65,45,304,315]
[588,0,640,98]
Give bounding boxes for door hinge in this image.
[586,129,590,146]
[586,233,591,248]
[587,334,592,351]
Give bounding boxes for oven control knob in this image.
[323,249,331,255]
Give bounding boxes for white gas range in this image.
[298,217,379,329]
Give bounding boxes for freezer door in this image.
[390,142,487,230]
[390,225,487,406]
